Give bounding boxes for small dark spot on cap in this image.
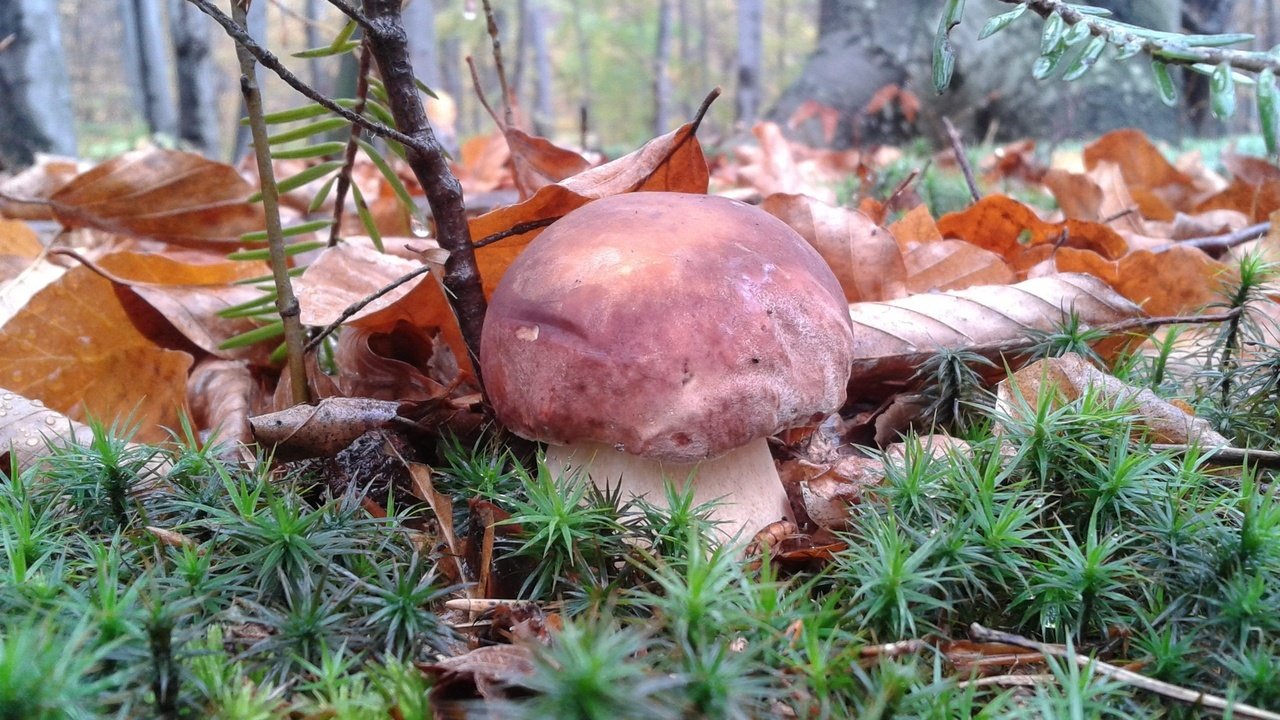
[672,432,691,447]
[750,357,760,364]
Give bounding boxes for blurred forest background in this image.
[2,0,1279,171]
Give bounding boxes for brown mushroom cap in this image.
[481,192,855,464]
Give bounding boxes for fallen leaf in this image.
[247,397,404,461]
[936,195,1128,270]
[845,273,1145,403]
[421,644,536,706]
[1055,245,1231,316]
[0,154,85,220]
[334,322,449,401]
[0,387,97,470]
[997,353,1230,446]
[187,359,255,446]
[762,192,907,302]
[0,219,43,282]
[901,240,1015,293]
[0,266,192,442]
[47,149,264,247]
[1082,129,1194,218]
[504,128,592,199]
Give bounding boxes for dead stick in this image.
[1150,444,1280,470]
[480,0,514,129]
[1156,221,1271,255]
[362,0,488,393]
[942,117,981,203]
[327,41,373,247]
[473,217,561,248]
[234,0,311,406]
[970,623,1280,720]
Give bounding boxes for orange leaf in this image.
[48,149,264,246]
[0,266,192,441]
[1082,129,1192,218]
[1055,245,1231,316]
[936,195,1128,267]
[761,193,907,302]
[504,128,592,199]
[0,219,43,282]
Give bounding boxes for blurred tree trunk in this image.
[653,0,674,134]
[0,0,76,168]
[772,0,1183,147]
[304,0,324,92]
[736,0,763,126]
[230,0,267,161]
[120,0,177,137]
[404,0,439,88]
[168,0,219,156]
[1182,0,1237,134]
[528,1,554,136]
[571,0,593,145]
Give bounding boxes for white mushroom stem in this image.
[544,438,792,543]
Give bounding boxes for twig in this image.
[466,55,505,129]
[858,638,931,658]
[234,0,311,406]
[303,264,431,353]
[1157,221,1271,255]
[970,623,1280,719]
[956,673,1055,689]
[942,116,981,203]
[328,40,373,247]
[362,0,489,391]
[480,0,514,129]
[1150,444,1280,470]
[472,217,561,248]
[183,0,425,153]
[997,0,1280,74]
[1100,206,1137,224]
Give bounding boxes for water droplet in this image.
[25,438,39,447]
[463,8,477,20]
[613,443,625,453]
[410,215,431,238]
[45,416,57,426]
[30,399,42,407]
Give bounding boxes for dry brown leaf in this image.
[887,204,943,249]
[0,154,85,220]
[845,273,1144,403]
[456,131,514,195]
[1082,129,1194,217]
[936,195,1128,269]
[0,387,97,469]
[0,266,192,442]
[761,192,907,302]
[187,359,255,447]
[997,353,1229,446]
[86,251,272,362]
[47,149,264,246]
[296,243,424,327]
[1055,245,1231,316]
[505,127,592,199]
[422,644,536,706]
[0,219,43,282]
[334,322,449,401]
[901,240,1016,293]
[248,397,405,461]
[1194,178,1280,223]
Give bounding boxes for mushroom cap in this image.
[481,192,855,464]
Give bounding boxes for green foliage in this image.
[937,1,1280,157]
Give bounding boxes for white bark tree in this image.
[168,0,219,156]
[735,0,763,126]
[120,0,177,137]
[0,0,77,167]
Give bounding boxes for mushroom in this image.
[480,192,855,540]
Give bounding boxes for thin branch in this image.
[999,0,1280,74]
[363,0,488,391]
[970,623,1280,720]
[1150,444,1280,470]
[1157,221,1271,255]
[234,0,311,406]
[1100,206,1138,224]
[466,55,505,129]
[303,264,431,353]
[956,673,1055,689]
[480,0,515,129]
[472,217,561,248]
[328,40,373,247]
[182,0,426,153]
[942,116,981,203]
